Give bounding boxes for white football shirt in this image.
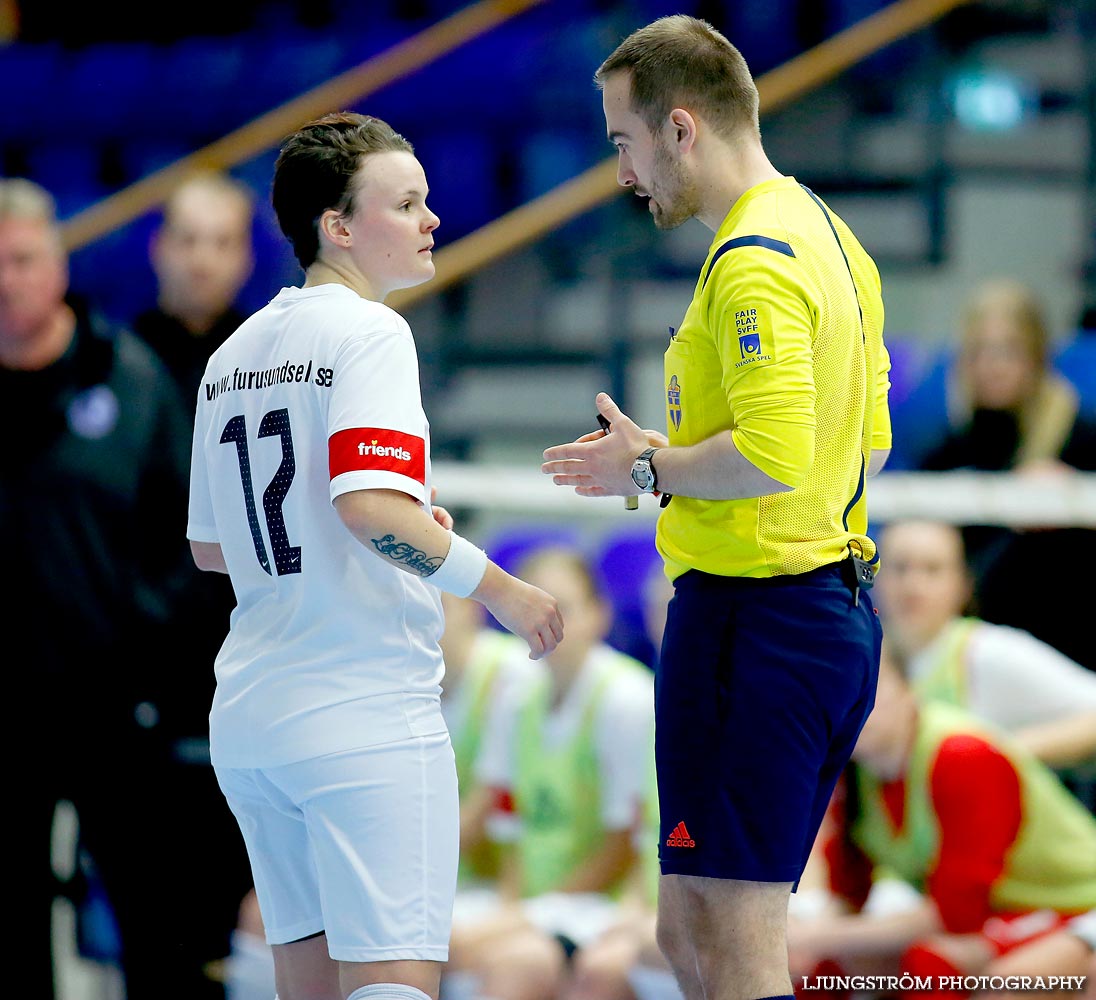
[188,283,447,768]
[909,619,1096,732]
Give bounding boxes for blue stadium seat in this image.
[241,34,346,113]
[155,38,248,139]
[881,337,951,471]
[519,132,588,202]
[24,144,106,219]
[410,132,498,240]
[118,140,191,184]
[824,0,890,32]
[596,526,661,668]
[722,0,801,74]
[0,42,67,137]
[482,524,584,578]
[1055,334,1096,416]
[63,43,158,140]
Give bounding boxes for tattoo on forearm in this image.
[370,534,443,577]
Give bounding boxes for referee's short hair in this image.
[595,15,760,143]
[273,111,413,269]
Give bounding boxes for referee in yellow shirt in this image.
[543,15,891,1000]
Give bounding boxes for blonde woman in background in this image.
[924,278,1095,474]
[919,278,1096,672]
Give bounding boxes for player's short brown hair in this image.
[272,112,413,269]
[596,15,760,141]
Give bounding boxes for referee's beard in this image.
[649,140,701,231]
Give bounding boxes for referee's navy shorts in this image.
[655,561,882,884]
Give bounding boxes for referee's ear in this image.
[667,108,697,155]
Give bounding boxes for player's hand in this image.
[472,564,564,659]
[429,486,454,530]
[574,426,666,446]
[542,392,648,497]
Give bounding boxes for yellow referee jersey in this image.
[659,176,891,580]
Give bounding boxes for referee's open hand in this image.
[542,392,657,497]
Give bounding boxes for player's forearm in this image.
[556,832,637,894]
[459,786,493,852]
[334,488,457,580]
[795,902,941,962]
[1014,711,1096,768]
[654,430,794,500]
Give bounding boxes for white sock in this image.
[346,985,434,1000]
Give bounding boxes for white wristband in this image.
[428,532,488,598]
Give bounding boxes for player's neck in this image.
[157,295,226,337]
[897,617,955,658]
[304,260,383,302]
[547,652,586,706]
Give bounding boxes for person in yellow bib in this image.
[541,15,890,1000]
[875,519,1096,770]
[442,547,655,1000]
[788,653,1096,1000]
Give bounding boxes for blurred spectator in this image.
[135,169,261,997]
[875,519,1096,770]
[787,649,1096,1000]
[440,591,532,891]
[133,170,255,402]
[443,546,654,1000]
[918,278,1096,671]
[0,176,250,999]
[970,910,1095,1000]
[922,278,1096,474]
[131,172,261,917]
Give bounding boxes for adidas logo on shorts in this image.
[665,821,696,848]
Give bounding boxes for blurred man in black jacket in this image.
[0,177,251,1000]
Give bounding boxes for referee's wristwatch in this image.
[630,447,660,493]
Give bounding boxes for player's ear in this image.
[668,108,697,154]
[318,208,352,249]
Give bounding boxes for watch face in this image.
[631,461,654,491]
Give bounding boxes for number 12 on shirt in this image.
[220,408,302,576]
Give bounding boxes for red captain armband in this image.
[329,427,426,484]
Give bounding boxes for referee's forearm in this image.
[655,430,794,500]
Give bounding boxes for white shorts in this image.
[216,732,459,962]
